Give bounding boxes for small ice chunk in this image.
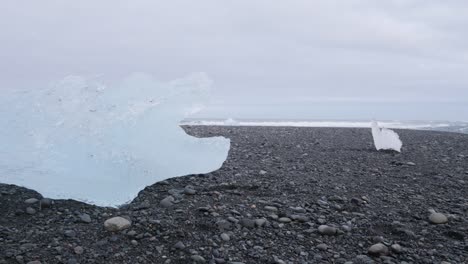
[224,118,239,126]
[371,121,402,152]
[0,73,230,207]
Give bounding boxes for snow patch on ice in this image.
[0,73,230,207]
[371,121,403,152]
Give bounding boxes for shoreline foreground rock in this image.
[1,126,467,263]
[104,217,132,232]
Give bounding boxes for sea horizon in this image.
[182,118,468,134]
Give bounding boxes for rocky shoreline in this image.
[1,126,467,264]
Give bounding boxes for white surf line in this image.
[181,120,453,129]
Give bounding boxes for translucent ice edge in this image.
[0,73,230,207]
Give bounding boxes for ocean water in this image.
[182,118,468,134]
[192,101,468,124]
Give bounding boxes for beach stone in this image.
[39,198,53,208]
[127,230,137,237]
[39,198,53,209]
[290,206,306,213]
[264,206,278,212]
[317,243,328,251]
[74,246,84,255]
[368,243,389,256]
[24,198,38,204]
[104,217,131,232]
[318,225,337,235]
[255,218,267,227]
[240,218,255,228]
[354,255,375,264]
[291,214,310,222]
[79,213,91,223]
[64,230,76,237]
[220,233,230,241]
[160,196,175,208]
[184,186,196,195]
[216,220,232,230]
[191,255,206,263]
[391,244,402,253]
[278,217,292,223]
[26,207,36,215]
[27,261,42,264]
[429,212,448,224]
[173,241,186,250]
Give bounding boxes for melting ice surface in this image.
[371,121,403,152]
[0,73,230,207]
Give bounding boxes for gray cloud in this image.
[1,0,467,120]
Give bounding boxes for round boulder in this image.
[429,212,448,224]
[368,243,389,256]
[104,216,131,232]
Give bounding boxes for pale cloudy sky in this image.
[1,1,467,120]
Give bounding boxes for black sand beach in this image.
[1,126,467,264]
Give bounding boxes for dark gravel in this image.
[1,126,467,264]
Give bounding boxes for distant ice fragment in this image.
[371,121,402,152]
[224,118,239,126]
[0,73,230,207]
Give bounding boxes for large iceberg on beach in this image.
[0,73,230,207]
[371,121,402,152]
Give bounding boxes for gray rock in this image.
[391,244,402,253]
[173,241,186,250]
[255,218,267,227]
[216,220,232,230]
[133,200,150,210]
[79,213,92,223]
[354,255,375,264]
[74,246,84,255]
[429,212,448,224]
[220,233,230,241]
[191,255,206,263]
[278,217,292,223]
[26,207,36,215]
[368,243,389,256]
[264,206,278,212]
[64,230,76,237]
[291,215,310,222]
[67,258,78,264]
[184,186,197,195]
[290,206,306,213]
[317,218,327,224]
[40,198,53,209]
[239,218,255,228]
[104,217,131,232]
[342,225,352,232]
[316,243,328,251]
[160,196,175,208]
[318,225,337,235]
[24,198,39,204]
[127,230,137,236]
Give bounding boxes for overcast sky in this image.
[1,1,468,120]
